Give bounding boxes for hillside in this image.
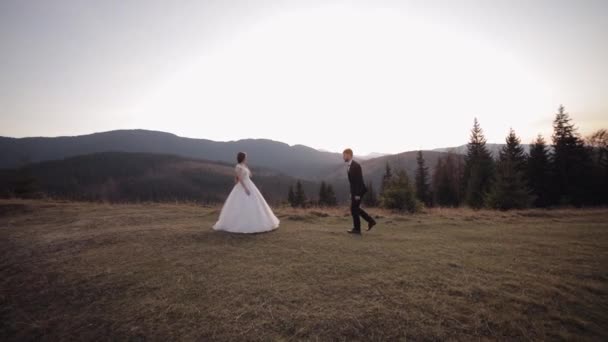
[0,152,328,204]
[0,130,344,180]
[2,200,607,340]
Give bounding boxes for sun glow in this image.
[136,4,555,154]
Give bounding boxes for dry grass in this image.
[1,200,607,341]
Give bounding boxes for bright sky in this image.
[1,0,607,154]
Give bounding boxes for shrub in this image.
[380,170,421,213]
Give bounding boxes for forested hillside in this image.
[0,152,325,204]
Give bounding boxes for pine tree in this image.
[486,130,533,210]
[432,152,462,207]
[527,135,552,207]
[325,184,338,206]
[585,129,608,205]
[487,158,533,210]
[587,129,608,167]
[380,162,393,194]
[363,181,378,207]
[503,128,527,173]
[551,105,592,205]
[318,181,328,206]
[432,156,445,205]
[454,152,465,203]
[381,170,421,213]
[294,180,307,207]
[463,118,495,208]
[287,185,296,207]
[415,150,431,206]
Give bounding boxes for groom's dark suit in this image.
[347,160,374,231]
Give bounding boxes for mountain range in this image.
[0,129,511,203]
[0,130,343,180]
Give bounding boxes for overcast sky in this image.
[1,0,606,154]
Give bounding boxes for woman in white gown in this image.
[213,152,280,233]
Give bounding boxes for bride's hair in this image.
[237,152,247,164]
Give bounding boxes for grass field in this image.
[1,200,607,341]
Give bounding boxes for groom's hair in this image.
[237,152,246,163]
[343,148,353,156]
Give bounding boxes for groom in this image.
[343,148,376,234]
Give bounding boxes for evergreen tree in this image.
[381,170,421,213]
[432,152,462,207]
[294,180,307,207]
[318,181,328,206]
[486,130,533,210]
[363,181,378,207]
[380,162,393,194]
[415,150,432,206]
[486,157,533,210]
[503,128,527,173]
[585,129,608,205]
[463,118,495,208]
[551,105,592,205]
[432,157,445,205]
[586,129,608,166]
[527,135,552,207]
[287,185,296,207]
[454,152,465,203]
[325,184,338,206]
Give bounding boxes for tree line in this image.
[291,105,607,211]
[287,180,338,208]
[434,105,606,209]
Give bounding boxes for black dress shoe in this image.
[367,220,377,231]
[347,229,361,235]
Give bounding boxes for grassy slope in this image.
[1,200,607,341]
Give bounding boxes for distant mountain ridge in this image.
[1,129,535,191]
[0,130,344,180]
[359,152,390,160]
[315,149,387,160]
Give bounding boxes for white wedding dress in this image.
[213,163,280,233]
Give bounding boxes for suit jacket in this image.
[347,160,368,197]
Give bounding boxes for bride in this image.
[213,152,280,233]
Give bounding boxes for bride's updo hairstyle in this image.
[237,152,247,164]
